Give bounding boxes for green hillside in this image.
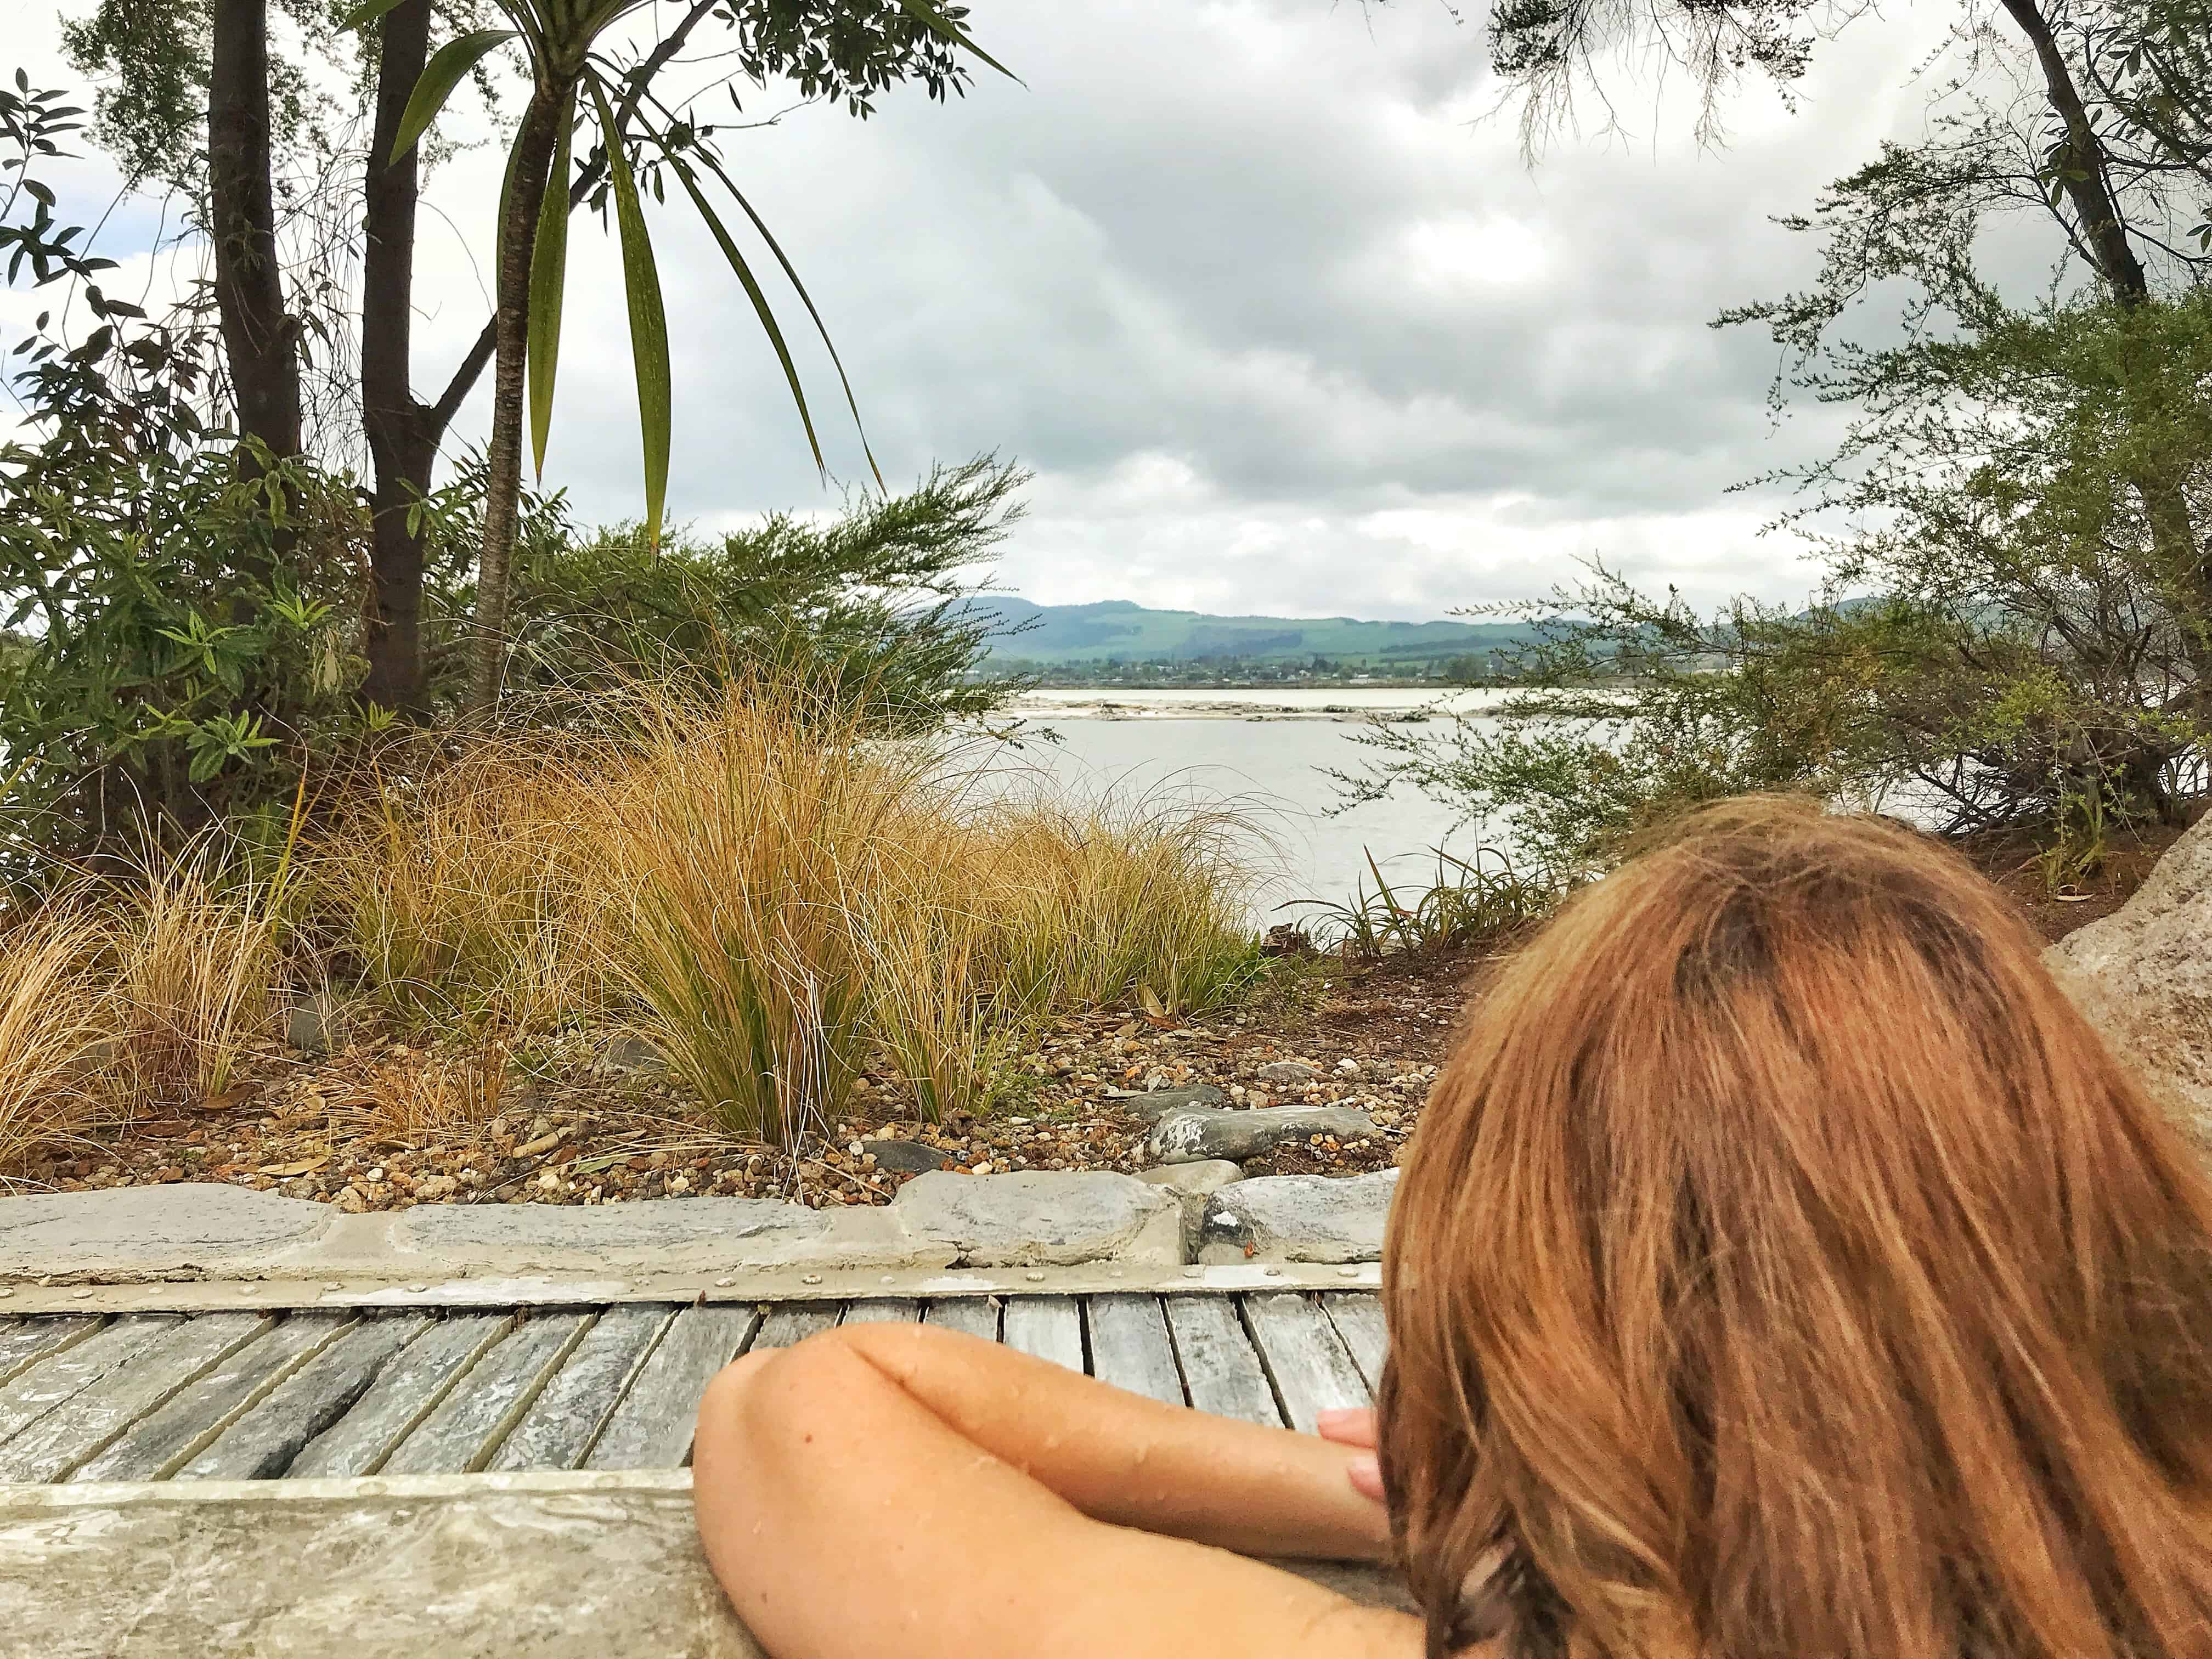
[963,598,1527,668]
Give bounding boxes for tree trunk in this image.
[469,81,565,713]
[207,0,301,482]
[359,0,435,714]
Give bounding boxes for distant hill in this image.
[962,597,1528,668]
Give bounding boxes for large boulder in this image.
[2047,814,2212,1144]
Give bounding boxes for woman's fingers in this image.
[1315,1407,1378,1448]
[1346,1454,1384,1503]
[1314,1408,1385,1506]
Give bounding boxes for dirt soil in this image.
[14,823,2171,1213]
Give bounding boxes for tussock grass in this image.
[1288,844,1552,956]
[314,676,1263,1141]
[2,674,1267,1158]
[0,907,112,1177]
[109,849,283,1108]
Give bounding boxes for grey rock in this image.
[1145,1104,1380,1166]
[891,1170,1183,1267]
[2047,815,2212,1147]
[0,1474,1414,1658]
[1134,1159,1245,1195]
[285,998,336,1056]
[1255,1059,1320,1086]
[1197,1168,1401,1264]
[1136,1159,1246,1257]
[602,1034,668,1075]
[1104,1083,1231,1123]
[0,1187,331,1281]
[860,1138,952,1175]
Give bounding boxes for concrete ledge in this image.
[890,1170,1184,1267]
[3,1163,1396,1290]
[0,1472,1414,1657]
[1198,1169,1400,1264]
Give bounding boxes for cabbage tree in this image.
[344,0,1008,709]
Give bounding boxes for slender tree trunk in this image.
[470,81,565,712]
[360,0,436,713]
[207,0,301,484]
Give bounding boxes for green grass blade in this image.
[391,29,517,162]
[661,150,825,478]
[682,143,883,490]
[896,0,1023,82]
[589,78,671,547]
[527,86,577,482]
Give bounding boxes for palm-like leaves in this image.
[351,0,1006,549]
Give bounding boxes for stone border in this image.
[0,1167,1400,1293]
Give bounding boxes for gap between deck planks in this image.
[0,1291,1385,1484]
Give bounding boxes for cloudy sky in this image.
[11,0,1974,620]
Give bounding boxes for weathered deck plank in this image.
[490,1304,676,1473]
[290,1313,517,1479]
[1320,1293,1388,1393]
[1244,1293,1369,1432]
[69,1311,353,1482]
[1163,1296,1281,1426]
[923,1297,1000,1342]
[381,1313,590,1476]
[748,1302,840,1351]
[0,1317,101,1391]
[0,1316,179,1448]
[1000,1296,1084,1372]
[585,1305,760,1471]
[0,1314,269,1484]
[181,1314,431,1480]
[840,1299,921,1324]
[1084,1295,1184,1406]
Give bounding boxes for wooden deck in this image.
[0,1290,1384,1485]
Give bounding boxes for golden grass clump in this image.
[0,906,114,1178]
[0,674,1269,1163]
[318,746,611,1029]
[109,852,283,1109]
[314,676,1266,1142]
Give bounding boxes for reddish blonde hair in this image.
[1378,797,2212,1659]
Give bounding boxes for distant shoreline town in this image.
[963,596,1530,688]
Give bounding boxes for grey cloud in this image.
[21,0,1972,615]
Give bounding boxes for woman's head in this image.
[1379,795,2212,1659]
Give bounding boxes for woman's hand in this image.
[1317,1407,1385,1504]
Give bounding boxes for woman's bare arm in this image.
[692,1321,1423,1659]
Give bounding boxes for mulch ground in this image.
[14,819,2175,1211]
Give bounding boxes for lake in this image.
[982,687,1519,927]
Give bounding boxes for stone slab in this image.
[1137,1160,1246,1256]
[1197,1170,1400,1265]
[0,1188,331,1282]
[1146,1105,1382,1166]
[0,1474,1414,1657]
[1107,1084,1231,1123]
[890,1170,1184,1268]
[379,1200,950,1277]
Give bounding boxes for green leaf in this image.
[528,86,578,482]
[340,0,411,30]
[661,150,825,478]
[589,79,672,548]
[682,143,883,490]
[391,29,516,163]
[895,0,1022,83]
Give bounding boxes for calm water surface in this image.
[986,688,1517,926]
